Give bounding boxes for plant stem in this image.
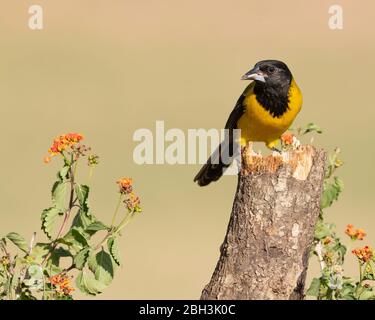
[73,157,79,177]
[88,166,93,183]
[94,210,134,251]
[315,241,326,271]
[359,261,363,283]
[110,194,123,227]
[42,164,76,266]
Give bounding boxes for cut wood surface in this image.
[201,145,326,300]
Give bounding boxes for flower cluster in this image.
[88,154,99,166]
[352,246,373,263]
[1,256,9,267]
[345,224,366,241]
[117,178,133,194]
[49,273,75,296]
[125,192,141,213]
[323,236,333,245]
[281,132,300,149]
[116,178,141,213]
[44,133,84,163]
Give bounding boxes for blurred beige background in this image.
[0,0,374,299]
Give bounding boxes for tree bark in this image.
[201,145,326,300]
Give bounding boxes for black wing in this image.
[193,86,249,186]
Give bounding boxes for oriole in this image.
[194,60,302,186]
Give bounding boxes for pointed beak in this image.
[241,67,266,82]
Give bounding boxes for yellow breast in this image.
[237,78,302,148]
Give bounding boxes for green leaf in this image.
[76,271,107,296]
[86,221,109,232]
[6,232,29,253]
[303,123,323,135]
[88,249,114,286]
[24,264,44,290]
[107,237,121,266]
[321,178,344,209]
[52,181,68,211]
[50,247,71,267]
[74,247,91,270]
[60,228,88,254]
[314,219,333,239]
[41,207,62,239]
[359,289,375,300]
[306,278,321,297]
[75,184,89,211]
[71,209,103,239]
[30,243,50,263]
[45,264,63,277]
[59,166,70,181]
[71,209,95,230]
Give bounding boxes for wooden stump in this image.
[201,145,326,300]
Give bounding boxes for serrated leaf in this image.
[86,221,109,232]
[88,249,114,286]
[74,247,91,270]
[59,166,70,181]
[71,209,95,230]
[6,232,29,253]
[41,207,62,239]
[306,278,321,297]
[75,184,89,211]
[107,237,121,266]
[60,228,88,254]
[76,271,107,296]
[52,182,68,211]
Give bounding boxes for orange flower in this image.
[45,133,84,161]
[117,177,133,194]
[352,246,373,263]
[125,192,142,213]
[355,228,366,241]
[281,132,295,145]
[345,224,356,238]
[345,224,366,240]
[323,236,333,245]
[49,273,75,296]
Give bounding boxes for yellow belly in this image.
[237,79,302,149]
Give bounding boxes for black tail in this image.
[193,159,230,186]
[194,137,238,186]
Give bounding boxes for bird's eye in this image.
[268,66,275,73]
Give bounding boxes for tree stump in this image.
[201,145,326,300]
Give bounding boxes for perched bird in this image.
[194,60,302,186]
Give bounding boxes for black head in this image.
[241,60,292,88]
[241,60,294,117]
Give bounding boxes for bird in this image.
[194,60,303,187]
